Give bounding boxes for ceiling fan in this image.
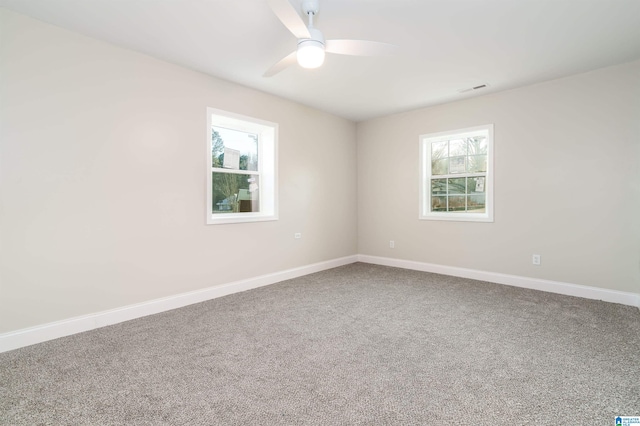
[264,0,397,77]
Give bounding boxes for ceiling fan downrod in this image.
[297,0,325,68]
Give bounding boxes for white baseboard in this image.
[358,254,640,308]
[3,253,637,354]
[0,255,359,354]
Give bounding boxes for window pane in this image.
[431,196,447,212]
[212,173,260,213]
[449,156,466,174]
[212,127,258,171]
[468,155,487,173]
[432,158,448,175]
[431,141,448,160]
[448,195,465,211]
[468,194,486,212]
[448,177,466,194]
[467,176,486,193]
[449,139,467,156]
[468,136,487,155]
[431,141,448,175]
[431,179,447,195]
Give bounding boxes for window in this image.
[420,124,493,222]
[207,108,277,224]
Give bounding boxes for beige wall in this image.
[358,59,640,294]
[2,8,638,336]
[0,9,357,333]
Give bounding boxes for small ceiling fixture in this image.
[264,0,397,77]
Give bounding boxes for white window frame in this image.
[206,108,278,225]
[419,124,494,222]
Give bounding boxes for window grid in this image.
[419,125,493,222]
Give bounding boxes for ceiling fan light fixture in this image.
[264,0,396,77]
[297,39,325,68]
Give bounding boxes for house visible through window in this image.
[207,108,277,224]
[420,124,493,222]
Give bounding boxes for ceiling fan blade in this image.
[325,40,398,56]
[267,0,311,39]
[263,51,298,77]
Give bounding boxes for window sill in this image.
[207,213,278,225]
[419,213,493,223]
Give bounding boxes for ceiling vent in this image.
[458,84,489,94]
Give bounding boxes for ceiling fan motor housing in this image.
[298,27,325,45]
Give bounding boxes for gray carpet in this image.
[1,263,639,425]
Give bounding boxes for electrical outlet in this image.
[294,233,301,239]
[532,254,541,265]
[390,240,395,249]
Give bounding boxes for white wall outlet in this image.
[294,233,301,239]
[389,240,395,249]
[532,254,541,265]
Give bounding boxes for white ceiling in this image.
[2,0,640,122]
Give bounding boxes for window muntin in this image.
[420,125,493,222]
[207,108,277,225]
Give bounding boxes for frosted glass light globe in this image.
[297,40,325,69]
